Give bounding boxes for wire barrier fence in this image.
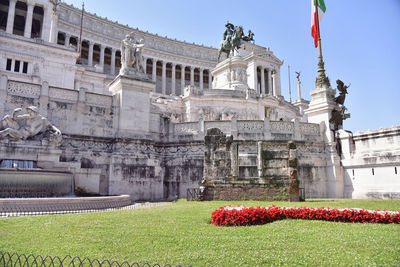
[0,202,172,217]
[0,251,202,267]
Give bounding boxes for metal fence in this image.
[0,202,172,218]
[0,251,196,267]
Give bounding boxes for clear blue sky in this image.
[64,0,400,133]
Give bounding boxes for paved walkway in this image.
[0,201,173,217]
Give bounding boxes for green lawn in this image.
[0,199,399,266]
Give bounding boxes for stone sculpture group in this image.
[120,32,145,76]
[0,106,62,146]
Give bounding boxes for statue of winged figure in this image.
[330,79,351,130]
[295,71,301,82]
[335,79,350,105]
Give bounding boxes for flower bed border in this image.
[211,206,400,226]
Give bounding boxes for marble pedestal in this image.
[304,83,344,198]
[211,56,249,91]
[109,74,155,138]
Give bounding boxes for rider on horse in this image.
[218,22,254,62]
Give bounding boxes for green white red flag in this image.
[311,0,326,47]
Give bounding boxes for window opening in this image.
[6,58,12,70]
[14,60,20,72]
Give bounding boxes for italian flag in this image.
[311,0,326,48]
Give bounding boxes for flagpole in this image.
[288,65,292,102]
[314,0,329,86]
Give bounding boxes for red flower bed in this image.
[211,206,400,226]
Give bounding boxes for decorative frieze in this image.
[296,144,325,154]
[237,121,264,132]
[270,121,294,134]
[163,144,205,154]
[86,92,112,107]
[300,122,320,135]
[113,142,154,155]
[49,87,78,102]
[7,81,41,98]
[174,122,199,135]
[61,138,113,152]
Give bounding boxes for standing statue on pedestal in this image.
[0,106,62,146]
[120,32,145,76]
[218,22,254,62]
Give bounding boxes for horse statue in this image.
[218,23,254,62]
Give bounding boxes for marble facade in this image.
[0,0,398,200]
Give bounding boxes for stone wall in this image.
[174,119,322,142]
[1,79,115,138]
[0,79,335,201]
[202,128,319,201]
[338,127,400,199]
[0,135,204,201]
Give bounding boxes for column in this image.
[88,42,94,66]
[41,7,50,41]
[272,71,277,97]
[152,59,157,82]
[6,0,17,34]
[260,67,265,95]
[276,69,282,96]
[161,61,166,94]
[110,48,116,75]
[181,65,185,91]
[268,69,273,95]
[190,66,194,86]
[65,34,71,47]
[208,70,212,89]
[24,1,34,38]
[297,79,302,100]
[253,65,258,94]
[100,45,105,66]
[199,68,204,90]
[49,11,58,43]
[171,63,176,95]
[143,57,147,73]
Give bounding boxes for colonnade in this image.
[256,66,277,96]
[57,32,213,96]
[145,59,212,95]
[2,0,45,38]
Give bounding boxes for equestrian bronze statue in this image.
[218,22,254,62]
